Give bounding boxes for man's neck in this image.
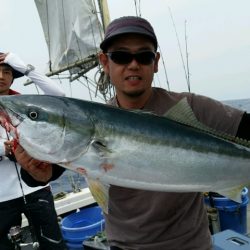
[116,98,144,109]
[0,89,19,95]
[116,88,153,110]
[0,90,9,95]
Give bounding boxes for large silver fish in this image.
[0,94,249,206]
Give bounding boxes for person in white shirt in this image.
[0,52,67,250]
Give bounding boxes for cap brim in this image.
[100,27,157,51]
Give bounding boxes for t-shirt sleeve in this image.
[20,164,65,187]
[189,93,244,136]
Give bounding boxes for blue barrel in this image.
[61,206,105,250]
[205,187,249,234]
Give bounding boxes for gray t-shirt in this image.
[105,87,244,250]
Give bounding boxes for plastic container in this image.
[61,206,105,250]
[213,229,250,250]
[205,187,249,234]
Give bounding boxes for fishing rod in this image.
[184,20,191,92]
[134,0,141,17]
[8,225,39,250]
[133,1,171,91]
[5,131,40,249]
[158,45,171,91]
[168,7,190,92]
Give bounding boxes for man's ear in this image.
[153,52,160,73]
[99,52,110,75]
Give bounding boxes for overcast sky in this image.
[1,0,250,101]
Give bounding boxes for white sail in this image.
[34,0,104,75]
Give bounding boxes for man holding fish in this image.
[9,16,250,250]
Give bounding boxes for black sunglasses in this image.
[106,51,156,65]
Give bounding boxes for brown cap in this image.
[100,16,158,51]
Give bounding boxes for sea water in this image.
[50,170,87,194]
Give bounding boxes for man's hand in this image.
[14,144,53,183]
[0,52,8,64]
[4,140,14,156]
[1,52,28,74]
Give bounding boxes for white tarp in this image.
[35,0,103,73]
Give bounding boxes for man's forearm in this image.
[21,164,65,187]
[236,112,250,140]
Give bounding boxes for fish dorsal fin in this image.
[164,97,250,148]
[164,97,214,132]
[86,178,109,214]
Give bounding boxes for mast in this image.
[97,0,111,31]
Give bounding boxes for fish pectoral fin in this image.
[86,178,109,214]
[215,184,247,203]
[91,139,112,155]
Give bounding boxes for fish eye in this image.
[28,111,38,120]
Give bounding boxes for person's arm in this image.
[236,112,250,140]
[4,52,65,96]
[21,164,65,187]
[14,144,65,186]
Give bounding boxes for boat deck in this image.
[20,189,250,249]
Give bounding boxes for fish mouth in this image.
[0,105,24,131]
